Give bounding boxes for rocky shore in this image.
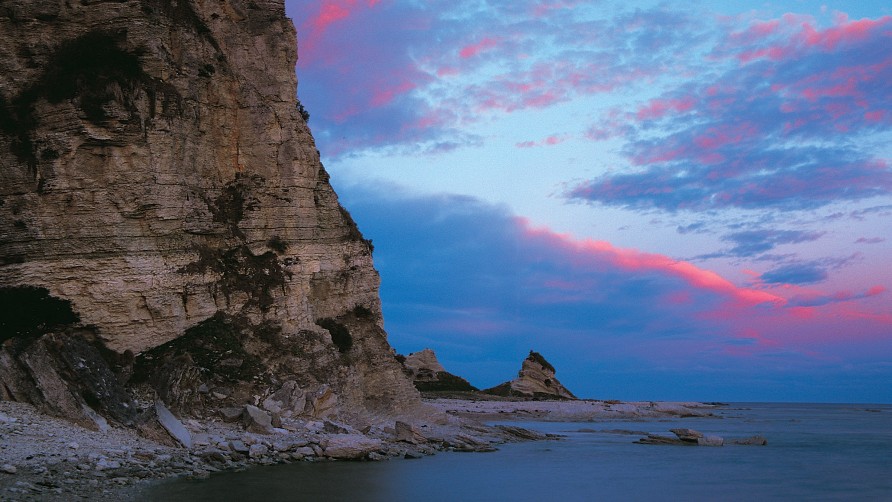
[0,398,719,500]
[427,395,719,422]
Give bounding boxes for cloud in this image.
[760,263,828,285]
[568,13,892,212]
[856,237,885,244]
[788,285,886,307]
[722,229,825,257]
[338,184,892,398]
[286,2,714,158]
[515,134,571,148]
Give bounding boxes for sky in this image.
[284,0,892,403]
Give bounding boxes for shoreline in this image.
[0,398,719,500]
[425,396,719,422]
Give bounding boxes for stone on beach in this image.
[242,405,274,435]
[395,421,428,444]
[322,435,383,460]
[155,401,192,448]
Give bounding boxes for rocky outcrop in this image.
[401,349,477,392]
[635,428,749,447]
[483,351,576,400]
[0,0,420,430]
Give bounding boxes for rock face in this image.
[484,351,576,400]
[0,0,419,429]
[401,348,477,392]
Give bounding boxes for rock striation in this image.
[400,348,477,392]
[0,0,420,431]
[484,351,576,400]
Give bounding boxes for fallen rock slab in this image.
[155,401,192,448]
[242,405,274,435]
[322,435,383,460]
[395,421,427,444]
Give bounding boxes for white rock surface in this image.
[155,401,193,449]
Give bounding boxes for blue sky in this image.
[284,0,892,403]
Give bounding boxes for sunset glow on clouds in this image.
[287,1,892,402]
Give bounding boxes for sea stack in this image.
[0,0,419,429]
[401,349,477,392]
[484,351,577,400]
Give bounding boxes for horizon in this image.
[285,0,892,404]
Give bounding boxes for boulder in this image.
[228,441,250,454]
[242,405,273,434]
[304,385,338,419]
[261,381,306,417]
[219,407,244,422]
[155,401,192,448]
[322,435,383,460]
[248,444,269,458]
[395,421,427,444]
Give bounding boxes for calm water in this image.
[141,403,892,501]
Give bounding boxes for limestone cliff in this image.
[0,0,420,429]
[401,349,477,392]
[484,351,576,400]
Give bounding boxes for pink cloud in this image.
[517,219,784,309]
[799,15,890,51]
[636,97,696,121]
[370,80,417,107]
[729,13,892,64]
[310,3,350,32]
[864,110,888,122]
[302,0,383,48]
[459,37,499,59]
[515,134,570,148]
[513,219,892,354]
[693,122,758,150]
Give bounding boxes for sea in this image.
[139,402,892,501]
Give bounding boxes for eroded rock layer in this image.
[0,0,419,428]
[401,349,477,392]
[484,351,576,400]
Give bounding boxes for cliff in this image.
[0,0,420,430]
[401,349,477,392]
[484,351,577,400]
